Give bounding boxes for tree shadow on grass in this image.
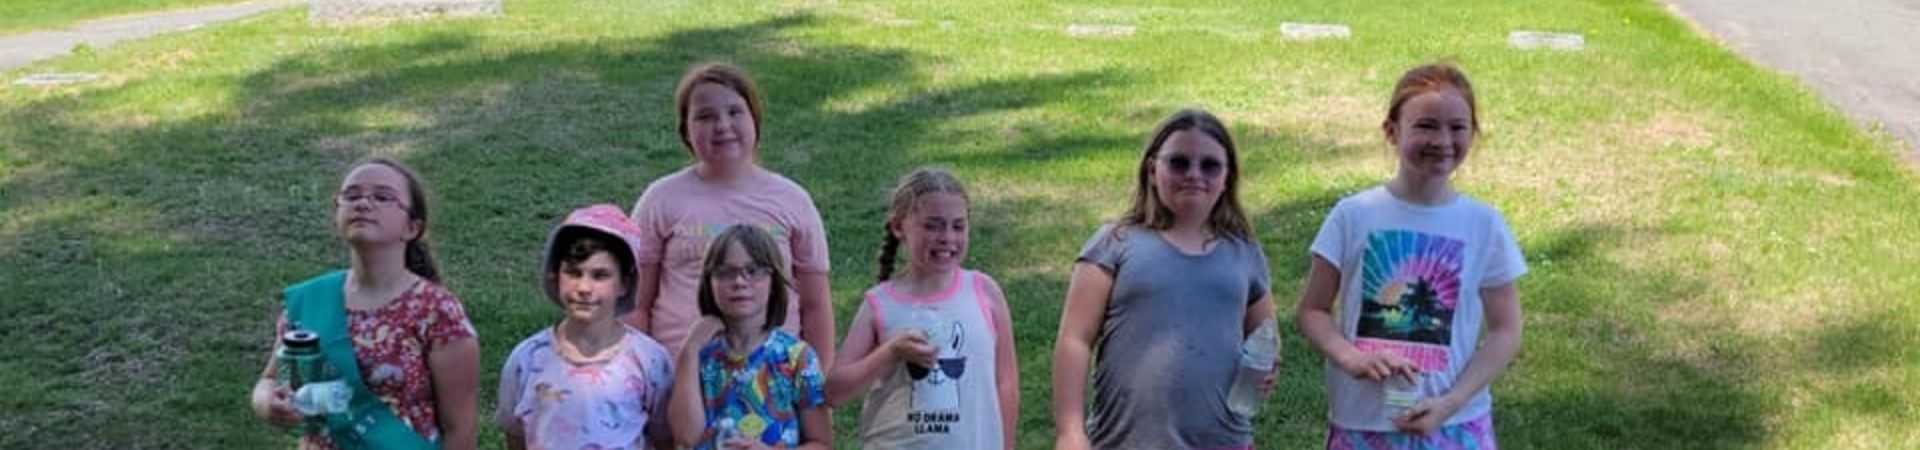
[1497,225,1768,449]
[1242,197,1774,449]
[0,12,1132,448]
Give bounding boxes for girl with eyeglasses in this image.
[667,225,832,450]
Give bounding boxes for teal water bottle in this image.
[278,331,352,428]
[276,330,324,434]
[278,330,323,390]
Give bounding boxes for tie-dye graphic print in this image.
[1355,230,1464,372]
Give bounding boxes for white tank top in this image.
[856,269,1004,449]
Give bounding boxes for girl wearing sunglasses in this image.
[1052,109,1279,450]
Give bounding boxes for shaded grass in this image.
[2,0,1918,448]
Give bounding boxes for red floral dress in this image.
[277,279,476,449]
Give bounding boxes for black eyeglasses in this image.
[1160,154,1226,179]
[708,264,773,282]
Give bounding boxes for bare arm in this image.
[1051,263,1112,448]
[429,337,481,450]
[793,405,834,450]
[250,343,302,427]
[252,313,301,427]
[794,271,837,368]
[622,261,662,334]
[496,351,527,450]
[1442,284,1522,407]
[825,303,933,407]
[670,318,724,448]
[1244,293,1277,337]
[982,277,1021,450]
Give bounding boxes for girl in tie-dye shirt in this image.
[494,205,675,449]
[668,225,831,450]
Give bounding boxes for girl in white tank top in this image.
[824,169,1019,449]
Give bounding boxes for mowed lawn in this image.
[2,0,1917,448]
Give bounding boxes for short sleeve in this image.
[1479,211,1529,288]
[793,343,827,409]
[1245,240,1273,305]
[645,342,675,414]
[492,342,529,433]
[630,183,668,265]
[1076,223,1127,275]
[1308,201,1349,270]
[420,285,476,345]
[786,192,831,275]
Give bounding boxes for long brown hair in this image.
[673,62,766,155]
[876,168,969,283]
[1117,109,1254,241]
[346,157,441,283]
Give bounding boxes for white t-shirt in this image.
[1309,186,1527,431]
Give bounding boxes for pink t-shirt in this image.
[628,166,830,358]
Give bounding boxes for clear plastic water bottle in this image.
[715,417,739,443]
[1227,319,1279,419]
[1383,372,1421,419]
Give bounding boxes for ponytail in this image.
[405,239,440,283]
[876,224,901,283]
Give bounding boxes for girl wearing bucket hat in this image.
[494,205,676,449]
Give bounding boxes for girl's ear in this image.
[1381,119,1399,147]
[406,218,425,241]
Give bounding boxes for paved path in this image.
[0,0,298,72]
[1664,0,1920,157]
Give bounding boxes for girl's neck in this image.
[1388,173,1457,206]
[722,321,771,356]
[346,244,417,306]
[1165,215,1214,241]
[694,162,757,186]
[558,317,624,358]
[893,264,959,298]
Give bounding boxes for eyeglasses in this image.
[1160,154,1226,179]
[708,264,773,282]
[335,190,407,210]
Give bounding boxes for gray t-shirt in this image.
[1076,223,1271,449]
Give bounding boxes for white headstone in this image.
[1280,22,1351,41]
[1508,31,1585,51]
[14,73,100,86]
[1066,24,1136,38]
[310,0,500,23]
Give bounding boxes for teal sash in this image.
[284,271,439,450]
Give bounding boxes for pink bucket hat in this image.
[541,204,645,315]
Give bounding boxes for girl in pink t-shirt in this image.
[626,62,837,367]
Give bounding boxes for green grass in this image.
[0,0,244,34]
[3,0,1918,448]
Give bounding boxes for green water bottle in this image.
[278,330,323,390]
[280,330,352,418]
[276,330,324,435]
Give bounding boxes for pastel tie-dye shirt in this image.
[692,329,826,450]
[494,326,674,450]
